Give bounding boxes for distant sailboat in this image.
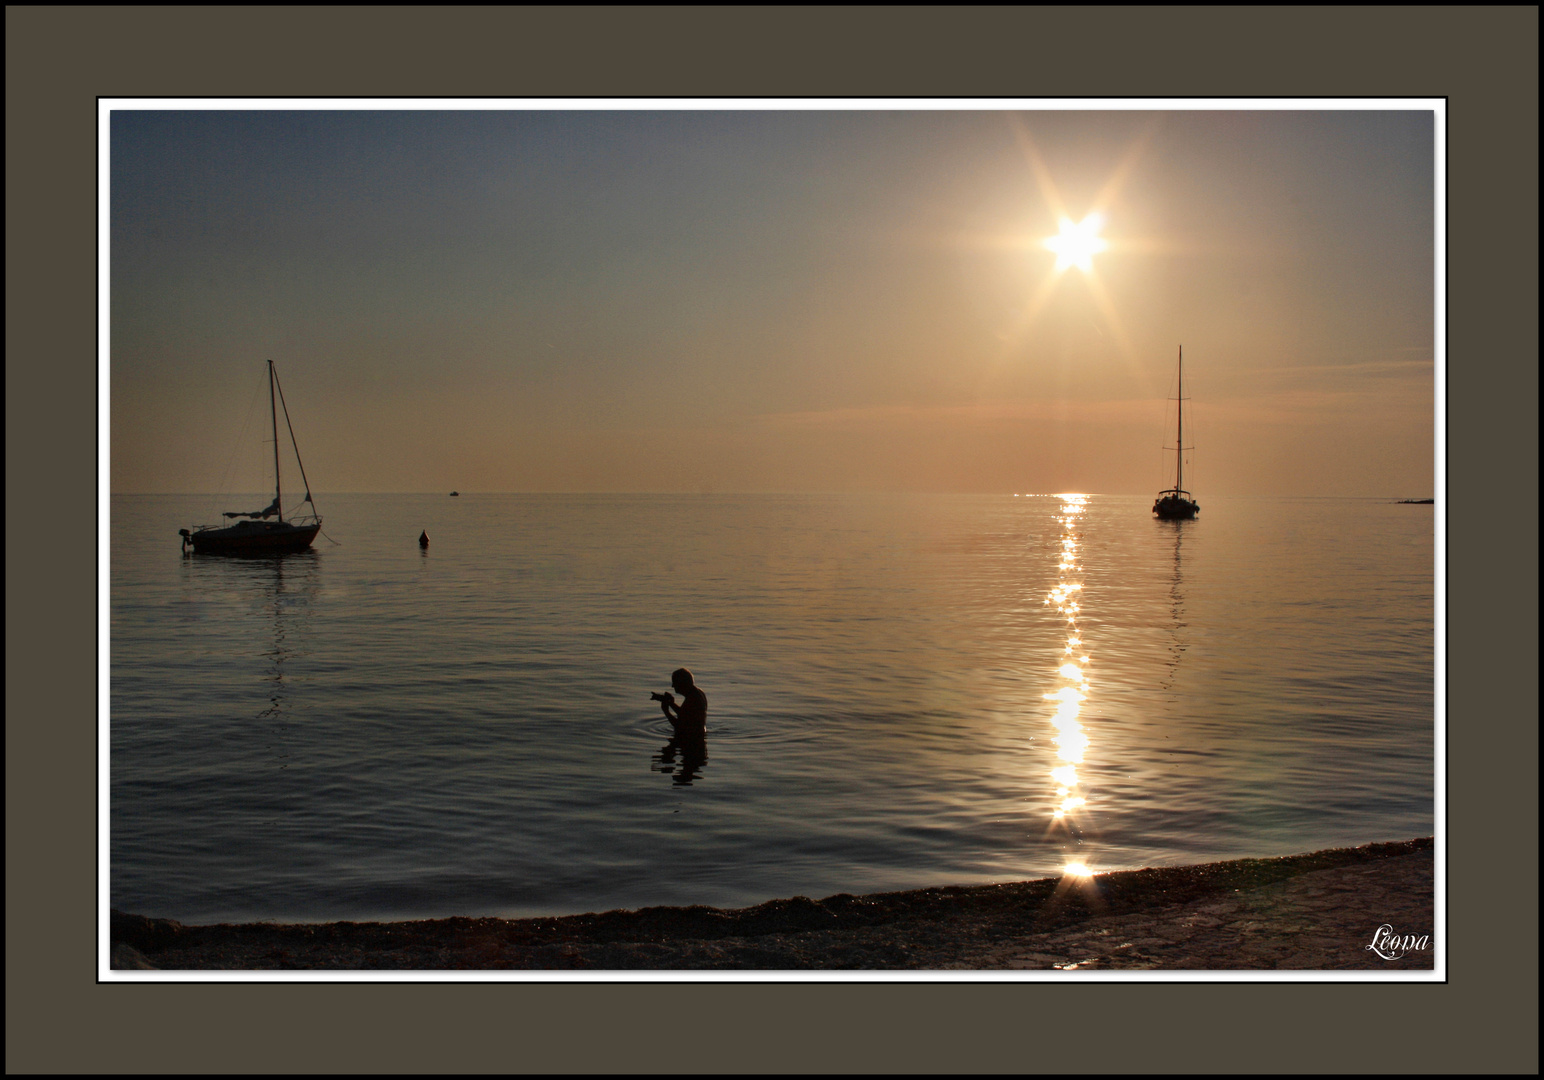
[1153,346,1200,520]
[180,361,323,554]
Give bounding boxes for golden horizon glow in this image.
[110,114,1436,497]
[1063,862,1094,878]
[1043,213,1109,274]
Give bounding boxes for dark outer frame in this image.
[8,6,1536,1075]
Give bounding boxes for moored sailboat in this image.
[180,361,322,555]
[1153,346,1199,520]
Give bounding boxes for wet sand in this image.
[111,837,1434,972]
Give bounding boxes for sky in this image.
[109,106,1436,497]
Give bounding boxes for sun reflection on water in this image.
[1044,495,1092,835]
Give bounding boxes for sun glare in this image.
[1043,213,1108,273]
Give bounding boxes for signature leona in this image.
[1365,923,1431,960]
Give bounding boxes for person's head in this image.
[671,667,695,692]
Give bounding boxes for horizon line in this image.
[111,490,1433,500]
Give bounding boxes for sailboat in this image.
[180,361,322,555]
[1153,346,1200,520]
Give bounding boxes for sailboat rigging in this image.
[180,361,323,554]
[1153,346,1200,520]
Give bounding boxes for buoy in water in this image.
[419,531,430,548]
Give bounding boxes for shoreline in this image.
[112,837,1434,971]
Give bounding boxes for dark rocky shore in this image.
[112,838,1434,971]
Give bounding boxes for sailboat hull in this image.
[187,519,320,555]
[1153,492,1199,519]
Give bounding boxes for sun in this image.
[1043,213,1108,274]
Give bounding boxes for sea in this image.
[109,493,1436,925]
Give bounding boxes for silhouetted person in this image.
[656,667,707,739]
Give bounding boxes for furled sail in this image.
[224,496,281,520]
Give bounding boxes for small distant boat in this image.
[1153,346,1200,520]
[180,361,322,555]
[449,491,459,496]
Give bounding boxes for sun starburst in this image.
[1043,213,1108,273]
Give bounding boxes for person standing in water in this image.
[656,667,707,739]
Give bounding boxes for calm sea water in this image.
[110,493,1435,924]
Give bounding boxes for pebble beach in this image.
[111,837,1434,972]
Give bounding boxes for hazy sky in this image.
[110,106,1435,496]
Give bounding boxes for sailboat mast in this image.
[1175,346,1183,494]
[269,359,282,517]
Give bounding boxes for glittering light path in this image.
[1043,494,1095,876]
